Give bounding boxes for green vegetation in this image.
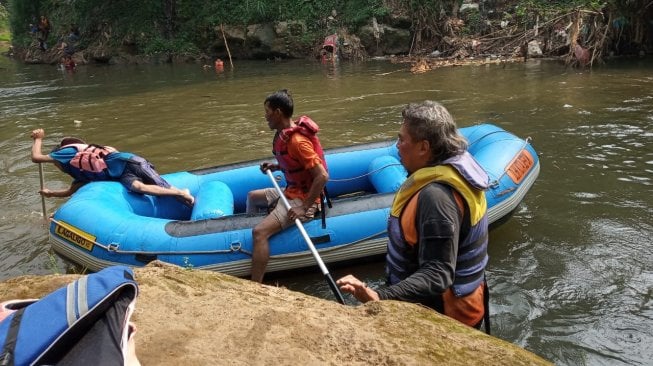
[6,0,387,55]
[0,2,10,44]
[3,0,650,59]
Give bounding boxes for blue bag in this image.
[0,266,138,366]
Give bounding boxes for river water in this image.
[1,56,651,365]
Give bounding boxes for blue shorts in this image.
[119,156,171,191]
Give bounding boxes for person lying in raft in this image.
[30,128,194,206]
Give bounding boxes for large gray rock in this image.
[358,22,411,56]
[528,40,543,57]
[0,261,552,365]
[214,21,308,59]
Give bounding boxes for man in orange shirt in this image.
[246,89,329,283]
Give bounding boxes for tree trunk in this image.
[164,0,176,39]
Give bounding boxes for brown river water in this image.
[0,56,651,365]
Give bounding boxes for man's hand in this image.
[336,275,380,303]
[259,162,279,173]
[287,205,306,221]
[31,128,45,140]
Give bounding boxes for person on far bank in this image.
[30,128,194,206]
[336,101,491,330]
[37,15,51,51]
[246,89,329,283]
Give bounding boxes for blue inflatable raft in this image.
[49,124,540,276]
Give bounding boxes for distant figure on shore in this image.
[574,43,591,67]
[214,58,224,72]
[37,15,51,51]
[60,55,76,70]
[29,21,38,35]
[59,25,80,56]
[320,34,338,65]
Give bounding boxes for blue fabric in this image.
[104,152,134,178]
[0,266,138,366]
[118,155,170,191]
[49,149,135,182]
[49,146,78,165]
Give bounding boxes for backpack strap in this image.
[453,188,491,335]
[0,308,25,366]
[483,274,491,335]
[320,187,333,229]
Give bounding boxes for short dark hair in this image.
[401,101,467,163]
[52,136,86,152]
[264,89,294,118]
[59,137,86,146]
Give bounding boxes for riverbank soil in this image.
[0,262,552,365]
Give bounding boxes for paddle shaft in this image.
[265,170,345,305]
[38,163,47,221]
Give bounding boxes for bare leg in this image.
[251,213,282,282]
[246,189,270,214]
[130,180,194,207]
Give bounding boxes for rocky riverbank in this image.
[5,0,651,71]
[0,261,551,365]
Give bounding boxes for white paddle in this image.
[38,163,47,222]
[265,169,345,304]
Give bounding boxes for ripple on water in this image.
[616,175,652,185]
[0,213,54,280]
[623,96,653,103]
[498,215,653,365]
[571,192,601,200]
[604,106,642,112]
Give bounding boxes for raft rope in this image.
[49,217,249,255]
[49,217,386,256]
[327,163,403,183]
[327,134,532,187]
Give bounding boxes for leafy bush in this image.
[462,9,484,35]
[142,36,200,55]
[0,3,9,42]
[4,0,647,57]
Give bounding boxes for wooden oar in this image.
[265,169,345,304]
[38,163,47,222]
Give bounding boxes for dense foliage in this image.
[0,2,9,44]
[7,0,388,54]
[4,0,651,58]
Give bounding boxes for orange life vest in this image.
[272,116,328,193]
[67,143,117,173]
[55,143,117,181]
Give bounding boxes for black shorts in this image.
[119,156,170,191]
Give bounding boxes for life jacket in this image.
[56,143,117,182]
[0,266,138,366]
[386,152,490,297]
[0,300,38,324]
[273,116,332,227]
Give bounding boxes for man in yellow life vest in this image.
[337,101,491,330]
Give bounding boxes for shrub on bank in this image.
[3,0,651,62]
